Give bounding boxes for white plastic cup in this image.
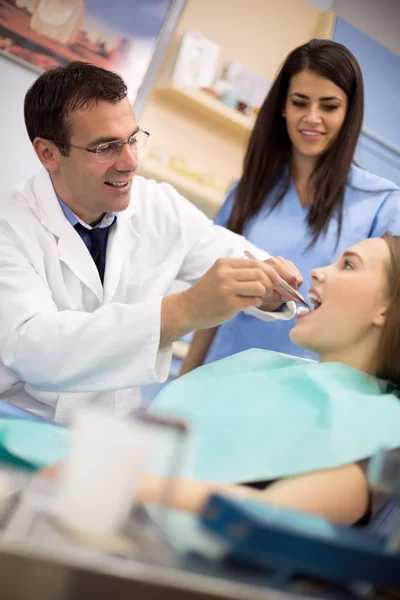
[55,408,154,536]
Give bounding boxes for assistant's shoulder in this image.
[347,165,400,195]
[347,167,400,236]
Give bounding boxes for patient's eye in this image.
[343,259,353,270]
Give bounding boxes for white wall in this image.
[0,56,40,194]
[309,0,400,56]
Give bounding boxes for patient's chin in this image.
[290,325,313,350]
[289,328,304,347]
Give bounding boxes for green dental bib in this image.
[0,420,69,471]
[151,350,400,483]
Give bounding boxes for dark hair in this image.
[376,233,400,389]
[24,61,128,156]
[227,39,364,246]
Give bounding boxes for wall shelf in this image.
[154,82,254,137]
[137,157,224,217]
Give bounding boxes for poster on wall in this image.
[0,0,181,104]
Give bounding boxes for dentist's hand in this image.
[160,256,303,348]
[259,256,303,311]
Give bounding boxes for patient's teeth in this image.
[308,292,322,310]
[308,292,321,302]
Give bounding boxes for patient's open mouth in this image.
[308,292,322,311]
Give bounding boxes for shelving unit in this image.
[154,82,254,138]
[137,82,255,216]
[137,157,224,217]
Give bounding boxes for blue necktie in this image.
[75,221,114,284]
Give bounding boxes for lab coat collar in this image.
[33,168,138,302]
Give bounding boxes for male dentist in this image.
[0,62,301,423]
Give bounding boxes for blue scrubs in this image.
[206,166,400,361]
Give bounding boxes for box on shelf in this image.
[168,28,220,89]
[219,62,270,114]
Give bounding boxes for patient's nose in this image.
[310,267,326,283]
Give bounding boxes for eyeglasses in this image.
[52,129,150,163]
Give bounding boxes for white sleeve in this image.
[243,302,296,321]
[160,185,295,322]
[0,226,170,393]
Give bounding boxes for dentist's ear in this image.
[33,137,62,172]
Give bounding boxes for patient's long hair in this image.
[376,233,400,389]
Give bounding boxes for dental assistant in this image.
[0,62,302,424]
[181,39,400,373]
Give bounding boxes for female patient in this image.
[139,233,400,525]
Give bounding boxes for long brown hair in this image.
[227,39,364,246]
[376,233,400,389]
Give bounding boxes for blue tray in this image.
[201,494,400,587]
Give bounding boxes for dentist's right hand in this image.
[160,257,300,348]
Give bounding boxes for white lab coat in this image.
[0,169,294,423]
